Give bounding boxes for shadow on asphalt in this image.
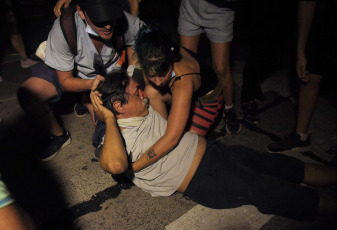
[0,96,85,229]
[0,128,74,229]
[68,184,122,220]
[0,92,132,228]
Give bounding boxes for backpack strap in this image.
[60,5,78,56]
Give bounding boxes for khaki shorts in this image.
[178,0,234,43]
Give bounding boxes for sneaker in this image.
[20,58,38,68]
[267,131,311,153]
[39,130,71,162]
[242,101,260,124]
[223,108,241,134]
[74,103,88,117]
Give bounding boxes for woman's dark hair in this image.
[96,69,130,115]
[135,25,181,77]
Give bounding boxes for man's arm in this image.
[296,1,316,82]
[90,92,129,174]
[127,46,138,66]
[57,70,103,92]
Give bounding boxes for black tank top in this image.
[170,47,218,98]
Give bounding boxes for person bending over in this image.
[133,25,223,172]
[91,70,337,221]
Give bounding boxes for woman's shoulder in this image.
[175,48,200,75]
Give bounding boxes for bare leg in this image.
[296,73,322,134]
[303,163,337,186]
[180,35,201,54]
[9,33,27,60]
[7,10,37,67]
[7,10,27,60]
[210,42,233,107]
[18,77,64,136]
[303,163,337,218]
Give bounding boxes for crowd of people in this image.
[1,0,336,227]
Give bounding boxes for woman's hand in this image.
[54,0,72,17]
[90,91,115,123]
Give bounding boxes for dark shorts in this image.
[31,62,64,102]
[306,35,337,78]
[184,141,319,221]
[305,2,337,78]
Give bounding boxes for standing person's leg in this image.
[178,0,202,54]
[210,42,240,134]
[7,2,37,68]
[180,35,201,54]
[210,42,233,107]
[296,74,322,135]
[199,1,239,134]
[266,74,322,153]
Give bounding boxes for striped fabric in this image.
[190,95,223,136]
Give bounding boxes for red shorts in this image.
[189,94,223,136]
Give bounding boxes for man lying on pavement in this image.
[90,69,337,221]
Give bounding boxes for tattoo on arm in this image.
[146,148,157,160]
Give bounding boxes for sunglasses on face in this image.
[92,20,116,28]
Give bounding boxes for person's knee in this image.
[306,73,323,88]
[18,80,38,103]
[212,62,231,79]
[18,77,57,110]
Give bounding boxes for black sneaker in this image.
[267,131,311,153]
[74,103,88,117]
[39,130,71,162]
[242,101,260,124]
[223,108,241,134]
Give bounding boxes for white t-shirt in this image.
[45,11,144,79]
[122,107,198,197]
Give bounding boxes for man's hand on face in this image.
[54,0,72,17]
[90,91,115,123]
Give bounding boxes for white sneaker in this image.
[21,58,38,68]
